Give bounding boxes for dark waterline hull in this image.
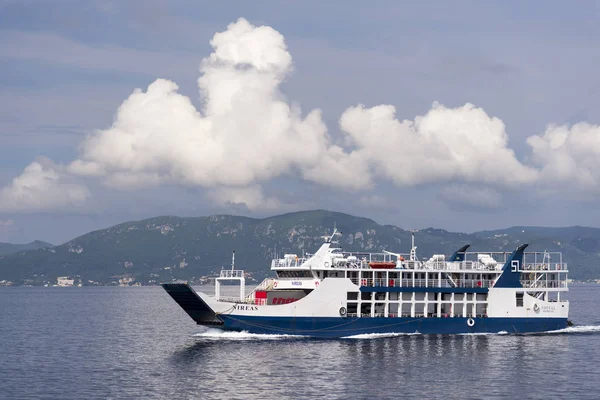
[216,315,569,338]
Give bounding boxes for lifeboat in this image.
[369,261,396,269]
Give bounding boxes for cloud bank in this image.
[0,160,90,212]
[1,17,598,213]
[340,102,538,187]
[527,123,600,189]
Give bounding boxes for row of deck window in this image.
[345,302,488,318]
[345,291,489,318]
[348,291,487,301]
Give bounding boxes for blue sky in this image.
[1,0,600,244]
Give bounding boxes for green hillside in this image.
[0,240,53,256]
[0,210,598,285]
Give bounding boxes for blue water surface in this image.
[1,284,599,399]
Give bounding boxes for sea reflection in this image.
[166,330,585,399]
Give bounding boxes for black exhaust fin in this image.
[449,244,470,261]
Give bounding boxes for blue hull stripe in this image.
[217,315,567,338]
[360,286,488,294]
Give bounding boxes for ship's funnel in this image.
[449,244,470,262]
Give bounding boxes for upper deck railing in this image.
[351,277,567,289]
[520,280,568,289]
[271,257,307,268]
[519,263,567,272]
[352,278,497,288]
[270,250,568,272]
[523,251,563,266]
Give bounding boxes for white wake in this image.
[193,328,306,341]
[547,325,600,334]
[192,325,600,341]
[341,332,421,339]
[461,325,600,336]
[458,331,508,336]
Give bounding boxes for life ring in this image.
[467,317,475,327]
[273,281,278,288]
[324,261,330,267]
[339,307,347,316]
[315,281,320,287]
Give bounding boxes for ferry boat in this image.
[162,230,569,338]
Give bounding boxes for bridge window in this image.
[277,270,313,278]
[347,292,358,300]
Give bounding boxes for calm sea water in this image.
[1,284,600,400]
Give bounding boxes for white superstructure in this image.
[163,229,570,337]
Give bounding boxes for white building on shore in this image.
[57,277,75,286]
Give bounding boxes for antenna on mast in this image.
[328,227,342,243]
[322,225,342,244]
[231,250,235,271]
[410,230,418,261]
[543,250,551,263]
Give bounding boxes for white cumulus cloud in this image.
[339,102,538,187]
[68,18,365,193]
[0,160,90,213]
[527,122,600,189]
